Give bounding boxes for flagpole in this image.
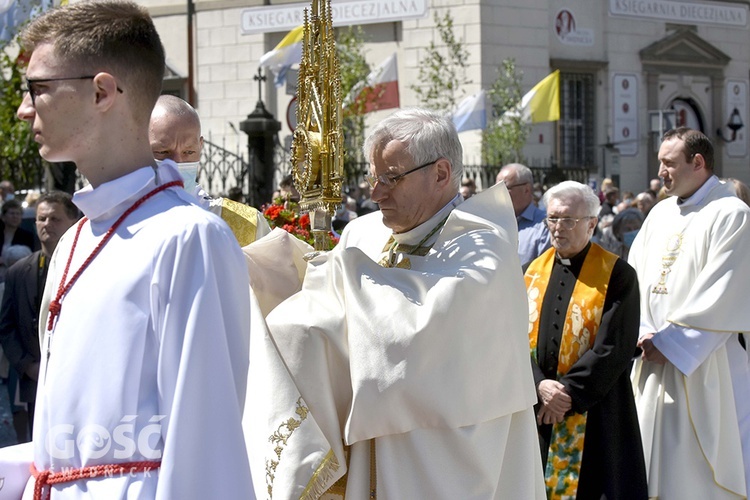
[556,119,561,171]
[187,0,195,106]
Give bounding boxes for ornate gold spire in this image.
[291,0,344,250]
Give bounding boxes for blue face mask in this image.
[155,159,200,193]
[622,229,639,248]
[175,161,200,193]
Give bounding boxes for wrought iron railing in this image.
[462,164,590,192]
[198,135,291,206]
[197,135,248,197]
[19,137,590,204]
[342,162,590,194]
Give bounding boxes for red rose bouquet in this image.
[262,199,339,249]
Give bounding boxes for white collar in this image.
[73,161,185,223]
[392,193,462,246]
[677,175,719,207]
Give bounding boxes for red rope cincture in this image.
[31,460,161,500]
[46,179,183,332]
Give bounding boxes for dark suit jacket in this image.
[0,223,34,255]
[0,251,43,403]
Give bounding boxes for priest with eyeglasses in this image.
[525,181,648,499]
[244,108,545,499]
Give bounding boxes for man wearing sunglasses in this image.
[526,181,647,499]
[251,108,545,498]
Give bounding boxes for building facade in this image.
[138,0,750,194]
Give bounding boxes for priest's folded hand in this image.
[537,379,572,425]
[638,333,668,365]
[537,404,567,425]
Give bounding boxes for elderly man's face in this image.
[496,169,532,216]
[369,140,443,234]
[546,195,597,259]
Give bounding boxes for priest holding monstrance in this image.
[242,0,544,496]
[245,107,545,498]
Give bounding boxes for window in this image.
[560,72,595,168]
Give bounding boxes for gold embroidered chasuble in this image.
[218,198,262,246]
[318,211,450,499]
[243,184,546,499]
[526,244,617,499]
[206,197,270,246]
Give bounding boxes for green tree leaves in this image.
[0,39,43,189]
[336,26,371,181]
[410,11,470,114]
[483,58,529,166]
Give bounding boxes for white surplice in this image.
[244,183,545,499]
[4,161,254,499]
[629,176,750,499]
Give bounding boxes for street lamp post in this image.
[240,69,281,208]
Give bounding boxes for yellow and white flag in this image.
[500,69,560,124]
[259,25,304,87]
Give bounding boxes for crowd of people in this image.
[0,2,748,500]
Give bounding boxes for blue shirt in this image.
[517,202,551,268]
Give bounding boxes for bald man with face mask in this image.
[149,94,204,193]
[149,95,269,246]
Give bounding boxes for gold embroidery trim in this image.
[652,232,683,295]
[378,215,448,268]
[667,318,748,335]
[266,397,310,498]
[370,438,377,499]
[221,197,260,247]
[301,449,342,500]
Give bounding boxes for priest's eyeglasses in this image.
[22,76,123,107]
[544,217,596,230]
[365,160,438,189]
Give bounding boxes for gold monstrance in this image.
[291,0,344,251]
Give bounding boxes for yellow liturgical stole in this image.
[525,244,617,499]
[219,198,260,246]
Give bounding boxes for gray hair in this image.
[635,191,655,203]
[543,181,600,217]
[5,245,32,268]
[500,163,533,185]
[363,108,463,190]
